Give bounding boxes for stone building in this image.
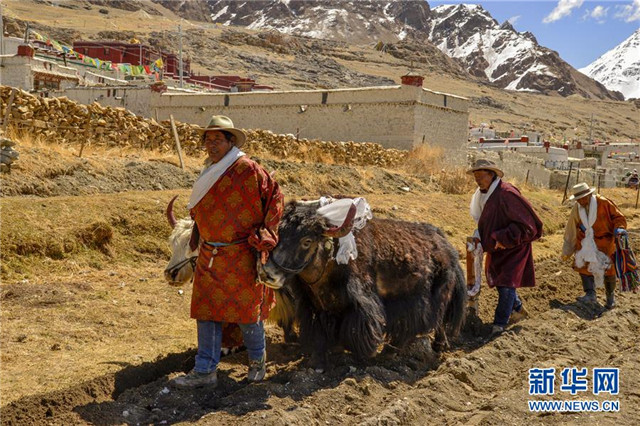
[58,74,470,150]
[0,45,79,91]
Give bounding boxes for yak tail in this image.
[444,266,467,338]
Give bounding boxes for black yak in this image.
[260,200,467,371]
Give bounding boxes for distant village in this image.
[1,29,638,190]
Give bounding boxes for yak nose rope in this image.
[166,255,198,278]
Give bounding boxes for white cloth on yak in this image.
[466,178,501,297]
[187,147,245,209]
[316,197,373,265]
[574,195,611,288]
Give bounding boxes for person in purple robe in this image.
[468,159,543,335]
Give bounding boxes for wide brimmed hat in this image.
[196,115,246,148]
[569,182,596,201]
[466,158,504,178]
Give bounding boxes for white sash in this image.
[469,178,501,223]
[187,147,245,209]
[574,195,610,288]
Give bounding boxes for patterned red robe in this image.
[562,194,627,276]
[190,156,284,323]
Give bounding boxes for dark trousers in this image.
[494,287,523,327]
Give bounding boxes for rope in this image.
[614,233,640,292]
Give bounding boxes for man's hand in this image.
[561,254,571,262]
[495,241,506,250]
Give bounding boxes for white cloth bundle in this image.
[466,229,483,297]
[187,147,245,209]
[574,195,610,288]
[317,197,373,264]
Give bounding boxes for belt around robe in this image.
[201,238,249,267]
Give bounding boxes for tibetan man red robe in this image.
[478,180,543,288]
[190,156,284,323]
[562,194,627,276]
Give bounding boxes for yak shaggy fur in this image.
[269,202,467,367]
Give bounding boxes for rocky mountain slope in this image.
[428,4,622,100]
[166,0,623,100]
[580,29,640,100]
[198,0,431,43]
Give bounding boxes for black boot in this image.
[605,278,616,309]
[577,277,597,304]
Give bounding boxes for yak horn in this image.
[323,203,357,238]
[166,195,179,228]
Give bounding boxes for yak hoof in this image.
[283,331,298,344]
[432,340,449,353]
[310,353,327,373]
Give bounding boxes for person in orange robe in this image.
[172,116,284,388]
[562,182,627,309]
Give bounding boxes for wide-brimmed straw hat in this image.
[196,115,246,148]
[466,158,504,178]
[569,182,596,201]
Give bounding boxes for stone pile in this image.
[245,130,407,168]
[0,86,408,168]
[0,133,18,173]
[0,86,203,154]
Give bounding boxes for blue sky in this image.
[428,0,640,69]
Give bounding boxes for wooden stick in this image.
[635,181,640,209]
[78,139,86,158]
[2,88,17,131]
[169,114,185,171]
[562,161,574,204]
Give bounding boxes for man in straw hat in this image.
[562,182,626,308]
[171,115,284,388]
[467,159,543,335]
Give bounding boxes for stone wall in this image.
[54,83,469,151]
[0,85,408,168]
[472,149,620,190]
[60,86,152,116]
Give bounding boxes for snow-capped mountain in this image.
[204,0,430,43]
[153,0,622,99]
[428,4,620,99]
[579,29,640,100]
